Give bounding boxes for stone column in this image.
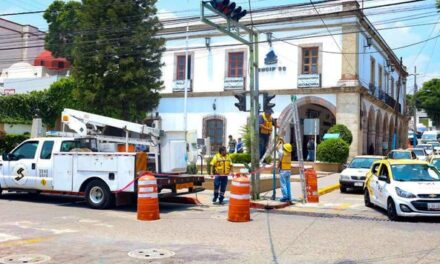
[336,92,361,159]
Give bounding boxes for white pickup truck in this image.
[0,137,204,209]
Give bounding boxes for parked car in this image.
[421,131,440,144]
[387,149,416,160]
[416,144,434,155]
[429,155,440,170]
[427,141,440,154]
[339,155,384,193]
[364,159,440,221]
[409,148,428,161]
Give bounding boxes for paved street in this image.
[1,184,440,264]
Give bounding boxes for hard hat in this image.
[283,143,292,153]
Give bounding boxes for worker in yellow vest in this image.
[210,146,233,204]
[277,139,293,202]
[259,108,275,159]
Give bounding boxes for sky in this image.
[0,0,439,91]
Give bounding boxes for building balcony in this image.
[224,77,246,90]
[172,79,192,92]
[298,74,321,88]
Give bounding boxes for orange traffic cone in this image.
[228,176,251,222]
[305,168,319,203]
[137,172,160,221]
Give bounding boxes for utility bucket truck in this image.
[0,109,204,209]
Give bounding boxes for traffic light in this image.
[263,92,275,112]
[234,92,246,111]
[209,0,247,22]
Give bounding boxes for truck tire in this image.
[85,180,113,209]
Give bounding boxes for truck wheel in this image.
[85,180,113,209]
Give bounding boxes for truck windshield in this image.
[349,158,380,169]
[391,164,440,181]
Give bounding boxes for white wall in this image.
[161,31,343,93]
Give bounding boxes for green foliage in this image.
[317,138,349,163]
[0,134,29,153]
[44,0,165,121]
[240,124,251,153]
[230,153,251,164]
[415,78,440,124]
[0,77,78,127]
[328,124,353,145]
[205,157,213,175]
[44,0,80,61]
[186,163,197,174]
[406,94,414,113]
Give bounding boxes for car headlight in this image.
[340,175,350,180]
[395,187,416,198]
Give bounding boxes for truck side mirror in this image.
[2,152,8,161]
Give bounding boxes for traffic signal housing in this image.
[209,0,247,22]
[234,92,246,111]
[263,92,276,112]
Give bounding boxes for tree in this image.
[327,124,353,145]
[44,0,165,121]
[44,0,81,61]
[0,77,79,127]
[415,78,440,125]
[317,138,349,163]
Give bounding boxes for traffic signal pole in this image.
[201,1,261,199]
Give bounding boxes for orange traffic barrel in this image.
[137,173,160,221]
[305,168,319,203]
[228,176,251,222]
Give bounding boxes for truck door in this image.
[4,140,40,189]
[35,140,55,190]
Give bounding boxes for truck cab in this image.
[0,137,94,191]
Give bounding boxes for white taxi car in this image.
[339,155,384,192]
[364,159,440,221]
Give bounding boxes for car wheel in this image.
[364,189,373,208]
[85,180,113,209]
[387,198,400,221]
[340,185,347,193]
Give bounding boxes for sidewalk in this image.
[178,173,388,221]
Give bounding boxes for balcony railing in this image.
[224,77,245,90]
[172,80,192,92]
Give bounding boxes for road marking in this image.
[0,237,50,247]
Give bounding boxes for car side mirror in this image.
[1,152,8,161]
[342,163,348,169]
[378,175,389,183]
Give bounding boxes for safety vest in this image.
[212,153,232,175]
[280,150,292,170]
[260,113,273,135]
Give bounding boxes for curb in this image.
[250,201,292,210]
[318,183,340,196]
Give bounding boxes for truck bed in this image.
[154,174,205,194]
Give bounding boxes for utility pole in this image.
[201,1,261,199]
[393,57,403,150]
[413,66,419,147]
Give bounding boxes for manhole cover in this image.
[128,249,175,260]
[0,254,51,264]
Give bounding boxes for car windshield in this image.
[412,149,425,156]
[422,134,436,140]
[390,151,411,159]
[391,164,440,181]
[349,158,380,169]
[431,159,440,170]
[428,142,440,147]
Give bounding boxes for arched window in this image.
[203,115,226,153]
